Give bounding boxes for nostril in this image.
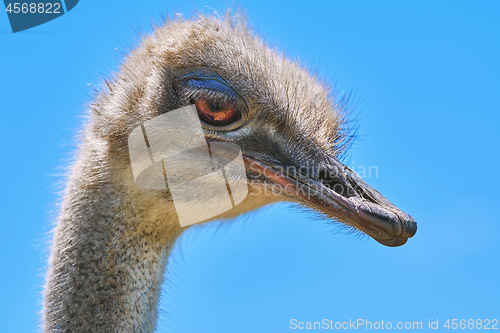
[318,169,349,197]
[346,176,377,203]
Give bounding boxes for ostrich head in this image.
[44,12,416,333]
[101,14,416,245]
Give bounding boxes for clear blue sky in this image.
[1,1,499,332]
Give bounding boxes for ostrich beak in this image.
[243,154,417,247]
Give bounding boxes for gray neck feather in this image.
[43,132,182,332]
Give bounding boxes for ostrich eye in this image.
[176,74,246,129]
[192,98,241,126]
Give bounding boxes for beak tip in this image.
[377,236,409,247]
[403,216,418,239]
[376,217,417,247]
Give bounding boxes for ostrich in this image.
[43,12,417,333]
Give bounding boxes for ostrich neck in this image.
[43,140,182,333]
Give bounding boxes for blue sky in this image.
[1,1,499,332]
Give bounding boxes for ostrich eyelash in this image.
[175,76,248,117]
[181,86,235,105]
[184,78,237,96]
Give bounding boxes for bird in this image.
[42,11,417,333]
